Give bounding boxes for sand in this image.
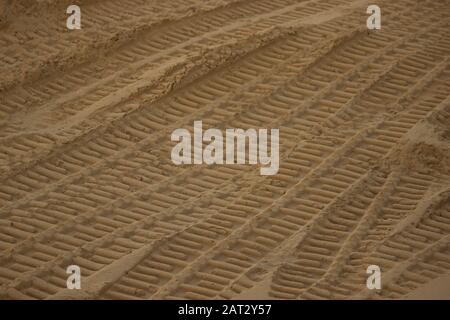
[0,0,449,300]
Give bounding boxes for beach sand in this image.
[0,0,449,299]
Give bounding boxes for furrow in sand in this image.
[97,57,450,300]
[1,1,448,300]
[0,6,391,295]
[0,0,338,123]
[0,0,369,178]
[358,189,450,299]
[278,86,450,299]
[161,62,450,298]
[0,0,449,300]
[378,228,450,299]
[0,0,255,92]
[0,0,439,278]
[0,1,438,235]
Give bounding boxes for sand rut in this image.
[0,0,449,300]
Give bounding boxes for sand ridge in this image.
[0,0,449,300]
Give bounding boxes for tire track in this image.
[1,0,449,300]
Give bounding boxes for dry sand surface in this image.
[0,0,450,300]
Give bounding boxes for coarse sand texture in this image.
[0,0,449,300]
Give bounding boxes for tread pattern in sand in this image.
[0,0,449,300]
